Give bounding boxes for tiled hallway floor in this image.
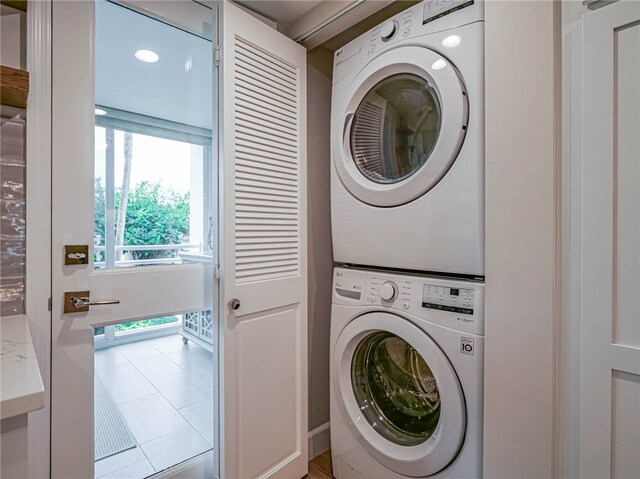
[94,334,214,479]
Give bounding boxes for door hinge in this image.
[214,45,221,67]
[48,297,52,311]
[214,265,222,280]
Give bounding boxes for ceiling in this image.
[0,4,24,16]
[234,0,421,51]
[95,1,212,129]
[234,0,324,30]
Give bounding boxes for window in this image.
[94,109,213,269]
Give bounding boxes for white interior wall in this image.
[306,46,334,458]
[483,1,559,477]
[12,1,564,475]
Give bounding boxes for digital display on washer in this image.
[422,284,474,315]
[422,0,474,25]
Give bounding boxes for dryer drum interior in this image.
[350,73,442,185]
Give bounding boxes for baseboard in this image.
[308,422,331,460]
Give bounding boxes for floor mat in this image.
[94,374,137,461]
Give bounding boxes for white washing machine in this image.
[331,0,484,277]
[330,267,484,478]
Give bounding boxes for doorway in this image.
[51,1,217,478]
[50,2,309,478]
[93,2,215,476]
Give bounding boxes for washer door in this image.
[334,46,468,207]
[334,312,466,477]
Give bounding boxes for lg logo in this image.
[460,337,474,355]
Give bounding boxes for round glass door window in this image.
[351,331,441,446]
[350,73,441,184]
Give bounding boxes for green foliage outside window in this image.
[94,179,190,260]
[115,316,179,332]
[94,315,179,336]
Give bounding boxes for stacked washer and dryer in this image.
[329,1,485,478]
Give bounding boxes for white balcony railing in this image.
[94,243,202,268]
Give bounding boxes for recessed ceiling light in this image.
[135,49,159,63]
[442,35,461,48]
[95,108,107,116]
[431,59,447,70]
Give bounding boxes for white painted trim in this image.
[483,1,559,477]
[113,0,213,40]
[308,422,331,460]
[25,1,52,478]
[287,0,394,49]
[557,2,590,477]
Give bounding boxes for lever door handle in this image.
[63,291,120,313]
[70,296,120,308]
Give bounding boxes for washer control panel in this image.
[333,268,484,335]
[379,281,398,302]
[334,268,364,301]
[422,284,475,315]
[366,274,413,309]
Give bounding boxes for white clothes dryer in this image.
[331,1,484,277]
[330,267,484,478]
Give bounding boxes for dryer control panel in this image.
[333,268,484,336]
[332,0,483,83]
[422,0,475,25]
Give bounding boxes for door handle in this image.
[71,297,120,308]
[64,291,120,313]
[228,298,240,311]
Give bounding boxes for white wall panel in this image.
[484,1,558,477]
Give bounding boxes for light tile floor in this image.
[94,334,214,479]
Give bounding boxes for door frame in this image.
[46,0,219,477]
[557,2,591,477]
[24,1,53,478]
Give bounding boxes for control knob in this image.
[380,20,398,41]
[380,281,398,302]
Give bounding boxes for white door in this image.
[52,1,217,478]
[217,2,308,478]
[581,1,640,477]
[51,1,308,478]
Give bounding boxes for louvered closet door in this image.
[218,2,308,478]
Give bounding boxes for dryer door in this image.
[333,46,468,207]
[334,312,466,477]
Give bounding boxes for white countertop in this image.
[1,315,45,420]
